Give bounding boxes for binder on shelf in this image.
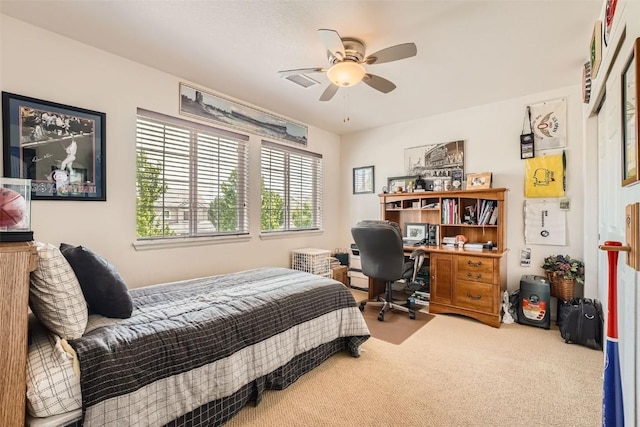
[427,224,440,246]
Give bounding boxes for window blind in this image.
[260,140,322,232]
[136,109,249,240]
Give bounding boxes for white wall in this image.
[340,86,587,294]
[0,15,590,296]
[0,16,342,288]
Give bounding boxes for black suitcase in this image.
[559,298,603,350]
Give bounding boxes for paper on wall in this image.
[529,98,567,151]
[524,199,567,245]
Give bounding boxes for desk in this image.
[366,245,507,328]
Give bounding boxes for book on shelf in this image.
[477,200,495,225]
[442,198,459,224]
[442,236,457,245]
[488,208,499,225]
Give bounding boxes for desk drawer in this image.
[456,280,494,313]
[457,256,494,284]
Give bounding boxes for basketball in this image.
[0,188,27,227]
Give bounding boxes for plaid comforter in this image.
[69,267,370,426]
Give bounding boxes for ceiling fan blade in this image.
[319,84,339,101]
[363,74,396,93]
[278,67,325,77]
[318,29,345,61]
[364,42,417,65]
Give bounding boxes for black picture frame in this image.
[2,92,106,200]
[353,165,375,194]
[520,133,535,159]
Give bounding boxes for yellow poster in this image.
[524,153,565,197]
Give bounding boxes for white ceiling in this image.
[0,0,602,135]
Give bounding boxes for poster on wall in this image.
[1,92,106,201]
[524,152,565,198]
[179,82,308,146]
[524,199,567,246]
[404,140,464,183]
[528,98,567,151]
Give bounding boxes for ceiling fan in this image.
[278,29,417,101]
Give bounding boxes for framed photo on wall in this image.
[621,38,639,187]
[179,82,308,146]
[353,165,375,194]
[2,92,106,200]
[404,140,464,180]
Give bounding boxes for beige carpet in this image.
[226,290,603,427]
[360,302,434,345]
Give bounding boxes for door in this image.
[430,253,454,304]
[596,36,640,424]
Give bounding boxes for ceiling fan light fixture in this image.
[326,61,366,87]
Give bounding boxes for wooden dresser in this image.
[0,242,37,426]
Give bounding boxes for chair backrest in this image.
[351,220,404,281]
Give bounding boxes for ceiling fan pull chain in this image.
[343,90,350,123]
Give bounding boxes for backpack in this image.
[559,298,603,350]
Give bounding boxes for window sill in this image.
[132,235,251,251]
[259,229,323,240]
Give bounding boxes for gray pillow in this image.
[29,242,88,340]
[59,244,133,319]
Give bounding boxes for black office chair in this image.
[351,220,424,321]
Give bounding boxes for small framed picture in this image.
[404,222,427,240]
[353,165,375,194]
[520,134,535,159]
[2,92,106,201]
[387,175,417,193]
[466,172,493,189]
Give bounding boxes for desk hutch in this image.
[372,188,508,328]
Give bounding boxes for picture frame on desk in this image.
[387,175,417,193]
[621,38,639,187]
[404,222,427,241]
[466,172,493,189]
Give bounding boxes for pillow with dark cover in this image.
[59,244,133,318]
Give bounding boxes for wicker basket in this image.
[546,272,576,301]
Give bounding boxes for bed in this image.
[25,251,370,427]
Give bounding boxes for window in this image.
[260,140,322,232]
[136,109,249,240]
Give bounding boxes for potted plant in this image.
[541,254,585,300]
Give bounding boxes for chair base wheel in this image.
[359,302,366,312]
[377,313,384,321]
[409,311,416,320]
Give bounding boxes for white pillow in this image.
[29,242,88,339]
[26,316,82,417]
